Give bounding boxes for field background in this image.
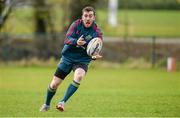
[0,64,179,117]
[4,9,180,38]
[1,0,180,117]
[98,10,180,37]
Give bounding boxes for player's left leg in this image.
[56,64,88,111]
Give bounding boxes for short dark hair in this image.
[82,6,96,16]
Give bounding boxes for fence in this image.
[0,34,180,68]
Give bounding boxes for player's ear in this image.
[93,15,96,20]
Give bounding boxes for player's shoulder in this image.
[69,19,82,30]
[73,19,83,26]
[93,23,102,32]
[93,23,103,38]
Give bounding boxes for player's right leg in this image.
[39,75,63,112]
[40,59,72,112]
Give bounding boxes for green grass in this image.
[0,65,180,117]
[97,10,180,37]
[3,8,180,38]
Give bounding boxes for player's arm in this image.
[95,27,103,41]
[92,28,103,60]
[64,21,79,45]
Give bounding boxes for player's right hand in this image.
[77,35,86,46]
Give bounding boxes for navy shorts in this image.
[54,59,88,80]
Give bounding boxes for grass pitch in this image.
[0,66,179,117]
[98,10,180,37]
[4,9,180,37]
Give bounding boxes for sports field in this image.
[98,10,180,37]
[0,65,179,117]
[4,9,180,37]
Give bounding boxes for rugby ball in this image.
[86,37,103,56]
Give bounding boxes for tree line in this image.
[97,0,180,10]
[0,0,179,61]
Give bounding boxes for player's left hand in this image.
[92,54,102,60]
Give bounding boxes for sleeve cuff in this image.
[72,39,77,45]
[68,37,77,45]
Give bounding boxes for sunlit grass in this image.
[0,65,179,117]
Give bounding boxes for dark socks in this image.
[60,80,80,103]
[45,86,56,106]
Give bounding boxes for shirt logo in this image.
[85,35,92,41]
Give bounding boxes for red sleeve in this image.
[64,20,80,45]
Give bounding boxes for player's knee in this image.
[50,82,59,89]
[50,76,62,89]
[75,71,84,81]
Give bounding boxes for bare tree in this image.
[0,0,14,30]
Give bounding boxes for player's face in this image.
[82,11,95,28]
